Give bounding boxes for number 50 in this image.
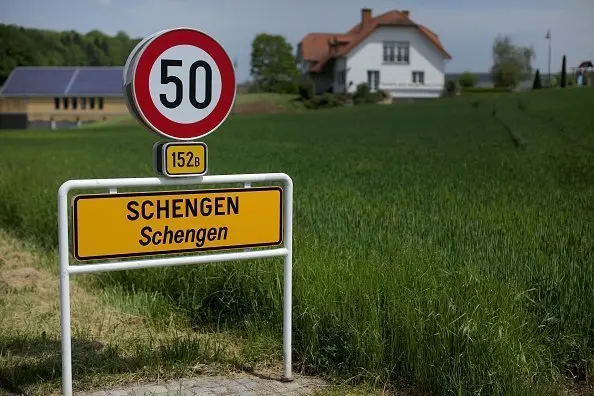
[159,59,212,110]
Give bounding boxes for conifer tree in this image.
[560,55,567,88]
[532,69,542,89]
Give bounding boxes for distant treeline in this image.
[0,24,142,84]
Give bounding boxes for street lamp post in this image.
[546,29,552,87]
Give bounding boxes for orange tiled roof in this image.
[299,10,452,73]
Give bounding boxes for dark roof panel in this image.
[0,66,125,97]
[1,67,76,96]
[67,68,124,96]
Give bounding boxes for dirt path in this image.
[80,375,329,395]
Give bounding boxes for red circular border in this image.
[133,28,236,140]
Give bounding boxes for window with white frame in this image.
[412,71,425,84]
[383,41,410,64]
[367,70,380,91]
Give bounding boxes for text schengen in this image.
[126,196,238,248]
[72,187,283,261]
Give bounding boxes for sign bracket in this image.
[58,173,293,396]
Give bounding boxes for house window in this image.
[367,70,380,91]
[337,70,346,86]
[412,71,425,84]
[98,98,104,110]
[90,98,96,109]
[383,41,410,64]
[81,98,87,110]
[397,42,410,63]
[62,98,69,109]
[54,98,60,110]
[383,42,396,62]
[72,98,78,110]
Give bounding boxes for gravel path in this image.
[80,374,330,396]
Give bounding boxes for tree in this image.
[490,34,535,88]
[0,23,142,84]
[532,68,542,89]
[560,55,567,88]
[250,33,299,94]
[458,71,477,88]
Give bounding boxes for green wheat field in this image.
[0,88,593,395]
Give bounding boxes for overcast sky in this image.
[3,0,593,82]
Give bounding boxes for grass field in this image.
[0,88,593,395]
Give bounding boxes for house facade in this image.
[296,8,452,99]
[0,66,128,129]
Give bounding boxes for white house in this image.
[296,8,452,99]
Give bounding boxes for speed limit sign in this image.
[124,28,236,141]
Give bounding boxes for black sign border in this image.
[72,186,284,261]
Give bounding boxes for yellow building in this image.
[0,66,129,129]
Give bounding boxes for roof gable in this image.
[298,9,452,73]
[0,66,124,97]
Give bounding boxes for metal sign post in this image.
[58,27,293,396]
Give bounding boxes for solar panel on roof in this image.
[67,68,124,96]
[1,68,76,96]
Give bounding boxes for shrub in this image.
[353,83,372,104]
[550,76,558,88]
[458,71,478,88]
[372,89,391,103]
[298,80,315,101]
[305,93,344,110]
[302,99,314,109]
[281,81,299,95]
[318,92,342,109]
[334,92,354,105]
[352,83,387,105]
[445,79,461,96]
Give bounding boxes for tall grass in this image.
[0,88,593,394]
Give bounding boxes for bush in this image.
[445,79,461,96]
[334,92,354,105]
[372,89,391,103]
[282,81,299,95]
[316,92,342,109]
[353,83,372,104]
[550,76,558,88]
[352,83,388,105]
[304,93,345,110]
[458,71,478,88]
[298,80,315,101]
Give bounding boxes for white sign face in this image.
[148,44,223,124]
[124,27,236,141]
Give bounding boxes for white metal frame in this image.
[58,173,293,396]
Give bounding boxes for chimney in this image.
[402,10,410,17]
[361,8,372,27]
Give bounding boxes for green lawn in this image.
[0,88,593,395]
[233,92,303,112]
[234,92,297,104]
